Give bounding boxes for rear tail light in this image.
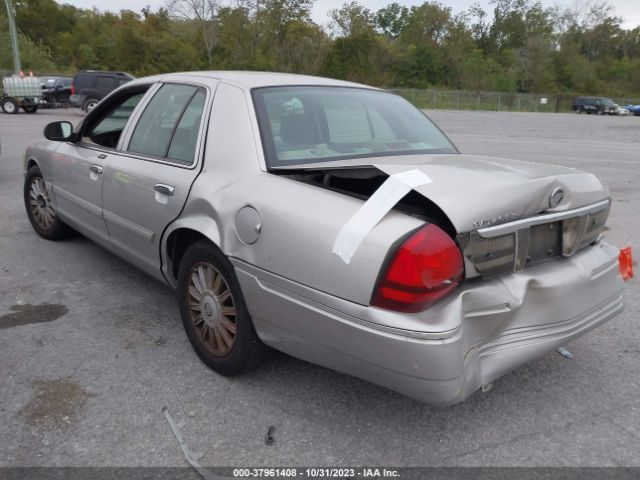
[71,83,75,95]
[372,224,464,313]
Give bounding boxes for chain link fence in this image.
[392,88,640,113]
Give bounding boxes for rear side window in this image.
[167,89,206,164]
[128,84,206,164]
[75,74,91,89]
[96,76,116,91]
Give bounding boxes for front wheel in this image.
[24,166,74,240]
[2,97,18,114]
[177,241,270,376]
[22,105,38,113]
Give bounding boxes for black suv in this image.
[572,96,617,115]
[70,70,134,112]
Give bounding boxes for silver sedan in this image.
[23,72,627,405]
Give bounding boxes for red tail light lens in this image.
[372,224,464,313]
[71,83,75,95]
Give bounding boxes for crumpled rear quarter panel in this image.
[233,241,624,405]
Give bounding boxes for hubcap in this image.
[29,177,57,230]
[187,262,237,356]
[4,101,15,113]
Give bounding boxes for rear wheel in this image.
[177,241,270,375]
[2,97,18,114]
[22,105,38,113]
[83,98,99,112]
[24,166,74,240]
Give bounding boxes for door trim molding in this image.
[52,185,102,217]
[103,210,155,243]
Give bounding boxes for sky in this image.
[53,0,640,29]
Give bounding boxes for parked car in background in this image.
[23,72,627,405]
[69,70,134,112]
[41,76,73,107]
[614,104,631,116]
[624,104,640,116]
[572,96,617,115]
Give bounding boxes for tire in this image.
[2,97,19,114]
[177,241,270,376]
[22,105,38,113]
[24,166,74,240]
[83,98,99,112]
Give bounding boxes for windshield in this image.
[252,86,457,167]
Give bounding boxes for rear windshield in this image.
[252,86,457,167]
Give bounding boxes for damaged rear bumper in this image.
[232,241,625,405]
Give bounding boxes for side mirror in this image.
[44,121,74,142]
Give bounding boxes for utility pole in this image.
[4,0,21,74]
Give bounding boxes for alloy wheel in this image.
[186,262,237,356]
[28,177,57,230]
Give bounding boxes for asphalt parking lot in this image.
[0,108,638,468]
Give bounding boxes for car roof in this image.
[76,70,134,78]
[127,71,379,91]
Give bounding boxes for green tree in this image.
[375,3,408,39]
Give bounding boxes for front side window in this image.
[128,83,206,165]
[253,86,457,167]
[81,89,148,149]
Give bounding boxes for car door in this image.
[101,82,212,279]
[51,86,151,248]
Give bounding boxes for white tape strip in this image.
[332,169,433,264]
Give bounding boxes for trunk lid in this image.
[275,153,611,279]
[274,153,609,233]
[372,154,609,233]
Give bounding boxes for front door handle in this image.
[154,184,175,196]
[97,153,107,159]
[89,164,103,174]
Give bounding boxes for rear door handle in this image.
[89,164,103,174]
[97,153,107,159]
[154,184,175,196]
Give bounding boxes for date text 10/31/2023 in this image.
[232,468,400,478]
